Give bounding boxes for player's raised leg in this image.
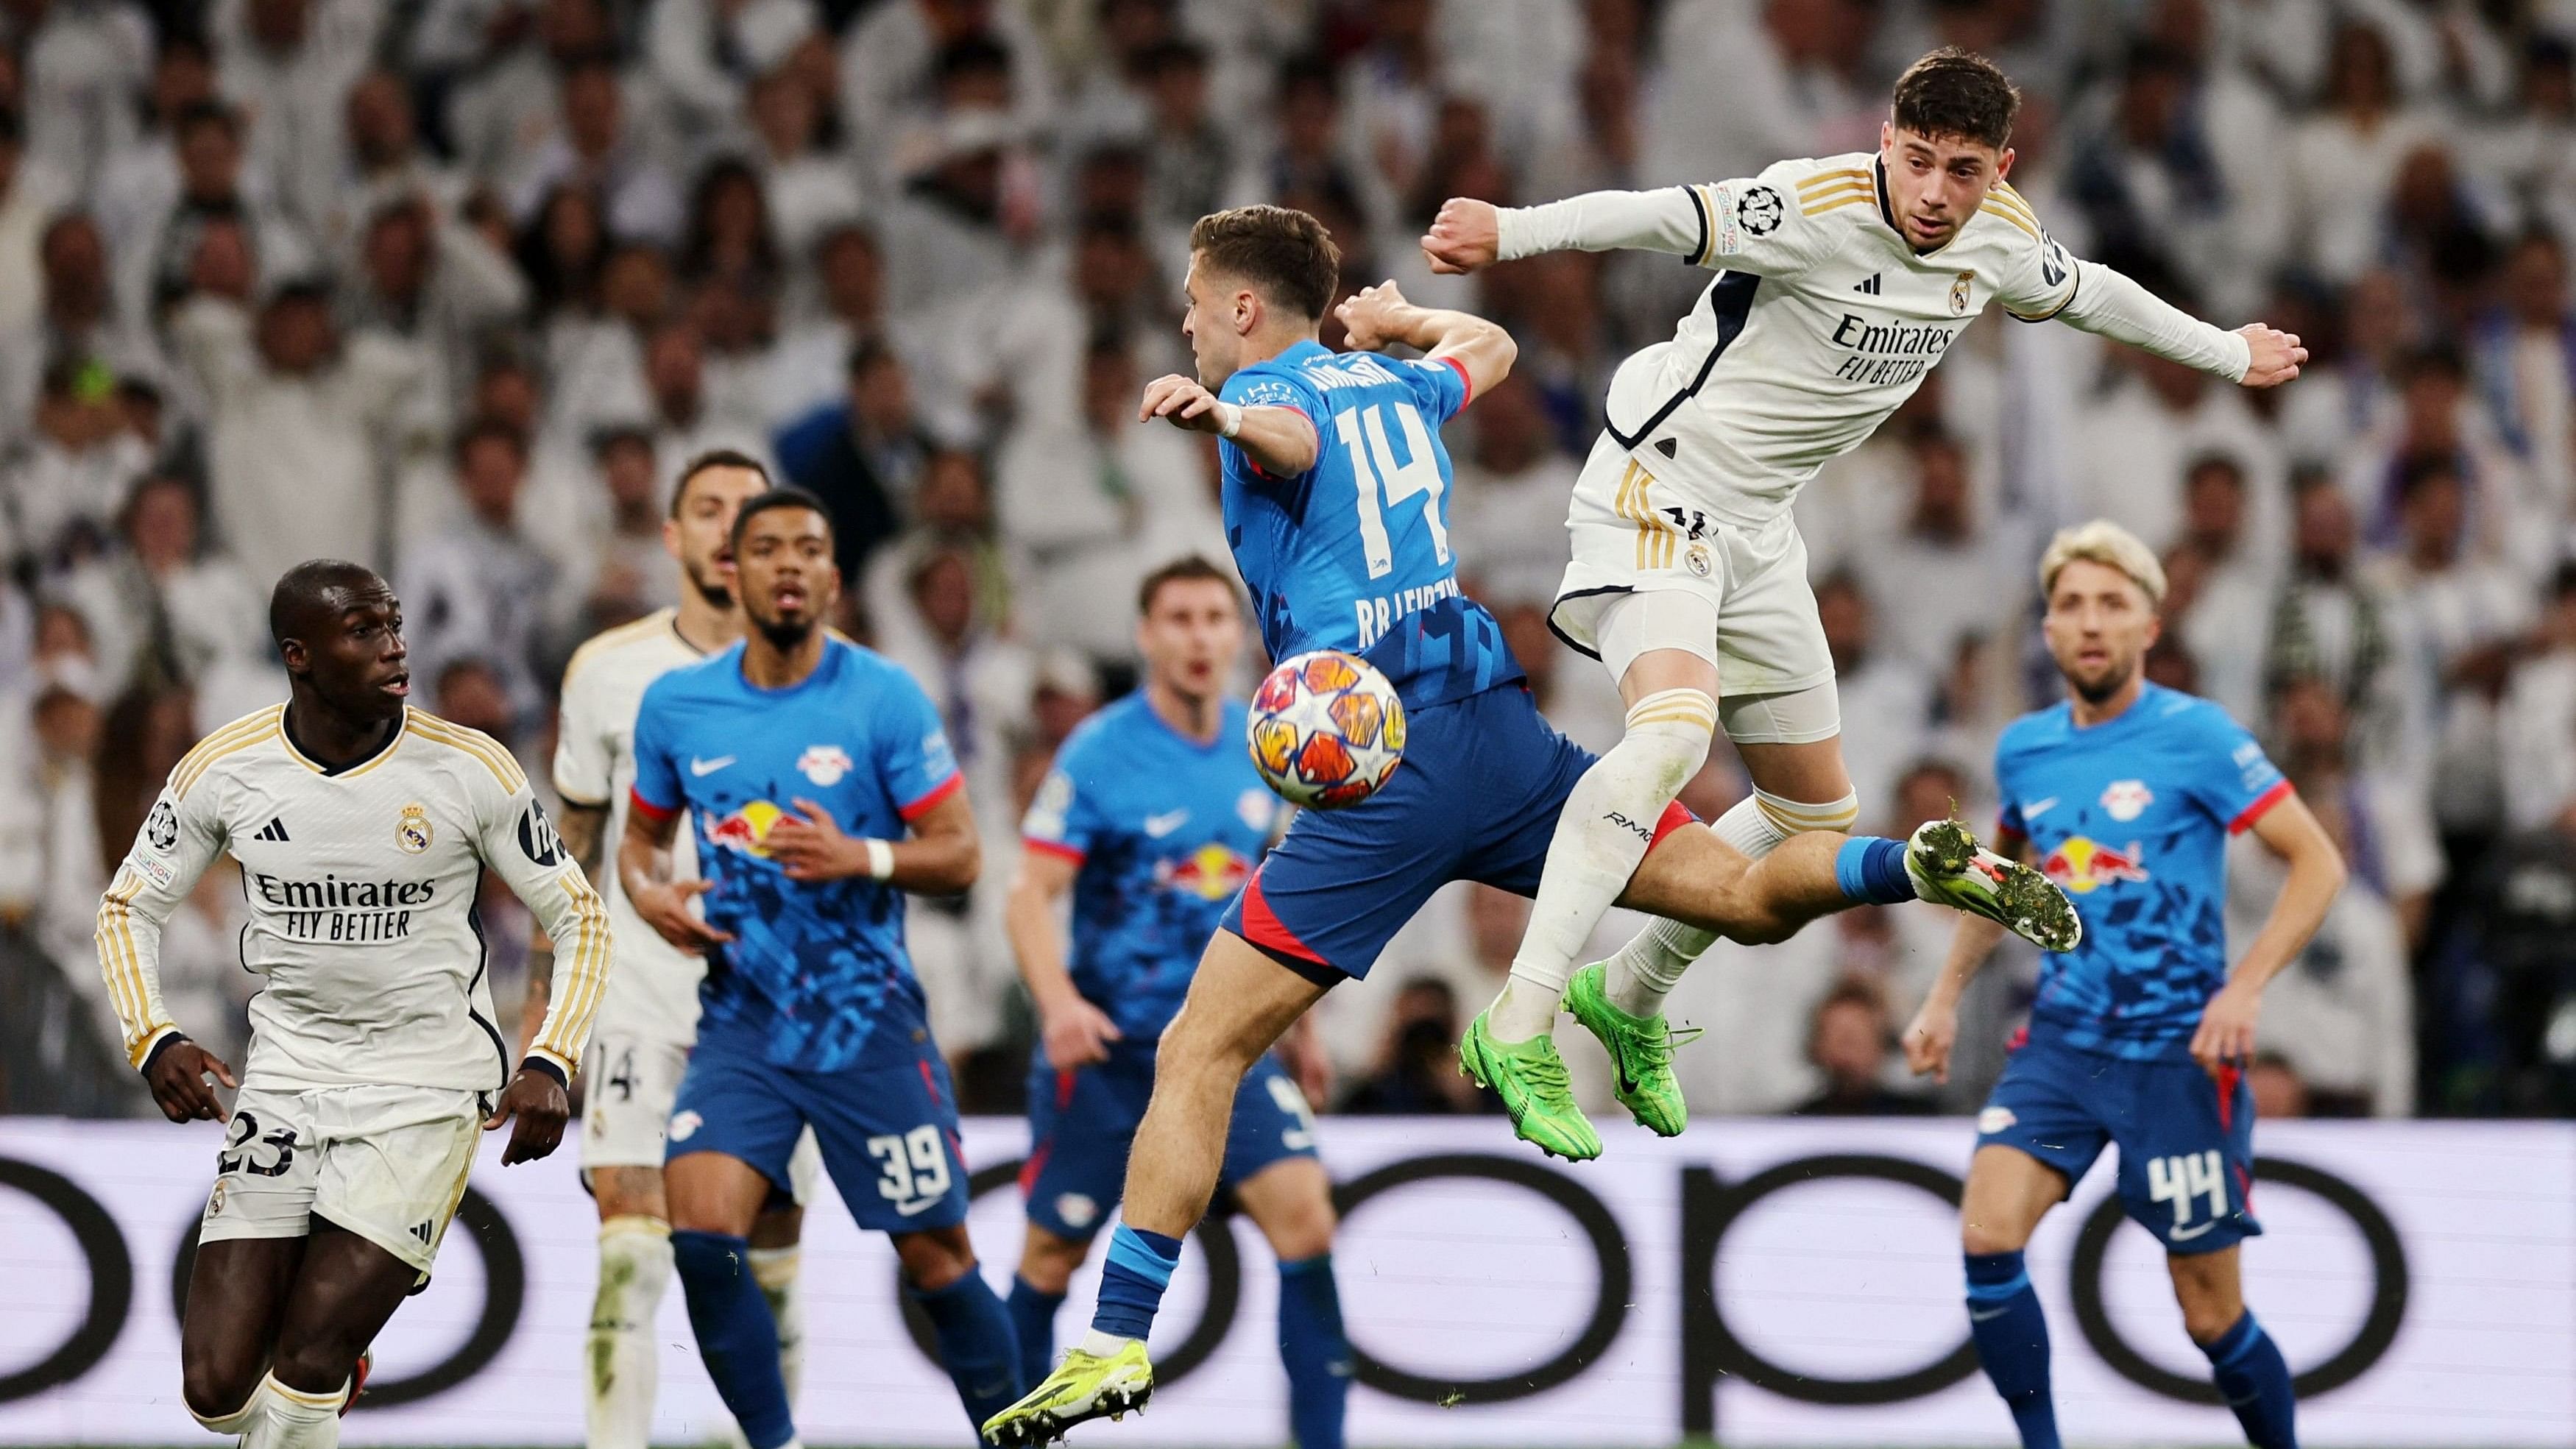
[2170,1247,2297,1449]
[985,935,1324,1446]
[1479,592,1721,1055]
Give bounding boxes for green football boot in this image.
[980,1339,1154,1447]
[1906,817,2084,952]
[1563,963,1699,1136]
[1458,1012,1602,1161]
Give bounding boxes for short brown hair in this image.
[1137,554,1239,617]
[1891,47,2020,149]
[1189,205,1340,322]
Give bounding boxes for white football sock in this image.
[191,1378,275,1437]
[1488,688,1717,1041]
[749,1245,805,1409]
[1078,1328,1137,1356]
[243,1372,341,1449]
[1604,788,1858,1018]
[587,1216,673,1449]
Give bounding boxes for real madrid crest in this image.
[1685,542,1714,578]
[205,1180,227,1219]
[397,802,434,854]
[1950,270,1974,316]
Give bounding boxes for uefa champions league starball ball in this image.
[1246,650,1406,809]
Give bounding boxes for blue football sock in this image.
[1834,836,1917,905]
[671,1230,796,1449]
[1965,1250,2060,1449]
[1276,1255,1351,1449]
[910,1270,1024,1428]
[1091,1225,1182,1341]
[2202,1311,2297,1449]
[1005,1275,1065,1381]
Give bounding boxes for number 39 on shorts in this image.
[866,1124,953,1215]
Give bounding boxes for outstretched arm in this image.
[99,783,233,1122]
[1140,372,1320,478]
[1335,280,1518,400]
[2048,261,2306,388]
[1423,191,1708,272]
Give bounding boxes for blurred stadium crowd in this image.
[1,0,2574,1124]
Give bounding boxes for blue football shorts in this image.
[1977,1030,2262,1255]
[1019,1044,1319,1240]
[667,1042,972,1233]
[1219,682,1687,983]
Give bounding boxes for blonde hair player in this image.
[1903,520,2346,1449]
[1420,47,2307,1153]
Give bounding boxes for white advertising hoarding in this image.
[0,1118,2567,1446]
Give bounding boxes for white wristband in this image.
[1216,400,1245,439]
[863,838,894,880]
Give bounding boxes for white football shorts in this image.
[198,1084,486,1278]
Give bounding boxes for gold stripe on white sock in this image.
[1753,789,1860,835]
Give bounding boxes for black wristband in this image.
[139,1031,192,1078]
[519,1055,569,1090]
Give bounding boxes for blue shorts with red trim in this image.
[1019,1044,1317,1241]
[1976,1030,2260,1256]
[666,1040,970,1233]
[1220,682,1688,983]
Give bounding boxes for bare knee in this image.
[591,1165,668,1225]
[182,1347,266,1422]
[1158,1008,1262,1085]
[1256,1193,1336,1261]
[1017,1225,1091,1294]
[1960,1216,2034,1257]
[267,1331,365,1397]
[2169,1250,2246,1343]
[1959,1145,2061,1258]
[896,1225,979,1292]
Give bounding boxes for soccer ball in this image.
[1247,650,1406,809]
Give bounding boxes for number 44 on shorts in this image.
[867,1125,953,1216]
[2148,1149,2229,1239]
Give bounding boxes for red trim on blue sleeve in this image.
[1995,818,2028,853]
[899,772,964,823]
[628,786,679,825]
[1241,407,1318,481]
[1022,837,1086,865]
[2229,779,2293,835]
[1440,354,1474,408]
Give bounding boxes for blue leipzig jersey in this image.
[1993,684,2290,1061]
[1021,694,1283,1042]
[629,637,962,1072]
[1218,340,1523,709]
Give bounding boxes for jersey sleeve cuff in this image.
[1440,354,1475,408]
[627,786,679,825]
[1023,836,1086,865]
[898,773,963,823]
[520,1052,572,1088]
[2229,779,2293,835]
[135,1025,187,1074]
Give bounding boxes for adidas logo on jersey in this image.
[254,818,291,843]
[410,1220,434,1244]
[1853,273,1882,294]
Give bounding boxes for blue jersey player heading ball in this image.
[1005,556,1348,1449]
[984,205,2084,1448]
[618,491,1024,1448]
[1903,521,2348,1449]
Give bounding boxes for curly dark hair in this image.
[1891,47,2020,149]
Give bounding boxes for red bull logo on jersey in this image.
[2039,835,2151,894]
[704,799,788,857]
[1157,843,1252,901]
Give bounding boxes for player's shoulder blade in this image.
[171,703,288,796]
[562,607,680,687]
[405,707,530,792]
[1972,178,2046,248]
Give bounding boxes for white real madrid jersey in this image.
[1509,153,2080,527]
[97,704,611,1094]
[552,609,712,1044]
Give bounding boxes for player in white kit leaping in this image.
[1422,47,2310,1156]
[534,450,818,1449]
[101,559,612,1449]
